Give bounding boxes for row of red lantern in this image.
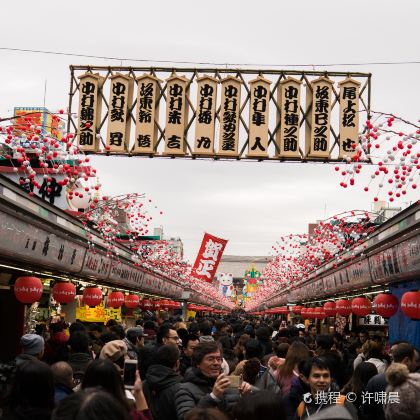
[187,304,215,312]
[13,277,183,310]
[262,292,420,320]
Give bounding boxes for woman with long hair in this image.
[82,359,151,420]
[2,360,55,420]
[341,361,378,415]
[82,359,129,412]
[275,341,310,396]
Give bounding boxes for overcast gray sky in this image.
[1,0,419,262]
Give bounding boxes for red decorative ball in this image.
[373,293,398,318]
[323,301,337,317]
[125,294,139,309]
[107,291,124,308]
[336,299,352,316]
[351,297,372,317]
[14,276,43,304]
[401,291,420,320]
[83,287,102,307]
[52,282,76,304]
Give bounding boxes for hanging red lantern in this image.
[278,306,289,315]
[107,291,124,308]
[142,298,152,310]
[52,282,76,304]
[351,297,372,317]
[314,307,327,320]
[83,287,102,307]
[14,276,43,304]
[125,294,139,309]
[323,301,337,317]
[306,307,315,319]
[152,300,161,310]
[301,307,308,318]
[172,301,181,309]
[336,299,352,316]
[373,293,399,318]
[401,291,420,320]
[160,299,170,310]
[291,305,303,314]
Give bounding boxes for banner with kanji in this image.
[192,233,228,282]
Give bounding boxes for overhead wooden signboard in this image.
[69,66,371,162]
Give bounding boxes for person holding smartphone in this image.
[175,341,252,420]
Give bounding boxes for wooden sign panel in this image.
[247,76,271,158]
[77,73,104,152]
[305,77,334,158]
[133,74,161,154]
[164,74,189,155]
[276,77,302,158]
[105,73,133,152]
[194,75,218,155]
[217,77,242,157]
[338,77,361,159]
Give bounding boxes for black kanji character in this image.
[109,132,123,146]
[197,137,211,149]
[167,135,181,149]
[250,137,265,152]
[137,134,151,148]
[82,82,95,95]
[58,244,64,261]
[42,237,50,256]
[112,82,126,96]
[343,87,356,100]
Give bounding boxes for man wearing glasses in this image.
[157,325,182,347]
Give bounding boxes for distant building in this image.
[372,200,402,223]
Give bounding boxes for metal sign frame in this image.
[68,66,371,162]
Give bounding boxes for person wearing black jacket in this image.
[175,341,252,420]
[142,344,182,420]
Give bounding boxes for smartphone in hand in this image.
[123,360,137,389]
[227,375,242,388]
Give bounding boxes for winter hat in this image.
[384,363,420,420]
[20,334,45,356]
[99,340,127,362]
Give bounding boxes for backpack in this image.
[254,369,281,394]
[296,394,346,419]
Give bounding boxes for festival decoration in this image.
[314,306,327,320]
[140,298,153,311]
[14,276,43,304]
[83,287,102,307]
[124,294,139,309]
[336,299,352,316]
[192,233,228,282]
[323,301,337,317]
[373,293,398,318]
[351,297,372,317]
[52,282,76,304]
[107,291,125,308]
[401,291,420,320]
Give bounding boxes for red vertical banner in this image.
[192,233,228,282]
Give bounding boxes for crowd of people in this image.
[0,314,419,420]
